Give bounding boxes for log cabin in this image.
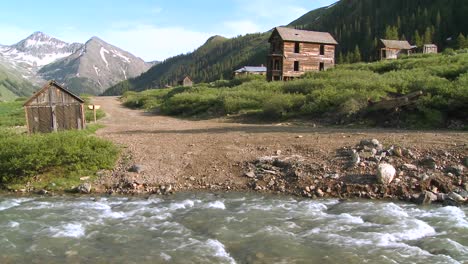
[267,27,338,81]
[24,80,85,133]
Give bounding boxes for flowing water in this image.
[0,192,467,264]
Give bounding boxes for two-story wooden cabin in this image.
[267,27,338,81]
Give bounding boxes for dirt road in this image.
[93,97,467,196]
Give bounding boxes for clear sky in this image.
[0,0,336,61]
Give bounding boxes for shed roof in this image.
[380,39,412,50]
[235,66,267,73]
[271,27,338,45]
[24,80,84,106]
[424,44,437,48]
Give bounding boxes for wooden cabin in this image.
[178,76,193,87]
[24,80,85,133]
[234,65,267,76]
[379,39,412,60]
[267,27,338,81]
[423,44,438,54]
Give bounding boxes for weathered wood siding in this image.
[24,83,85,133]
[282,42,335,78]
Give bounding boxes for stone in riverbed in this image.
[417,191,438,205]
[376,163,396,185]
[245,171,256,178]
[316,188,324,197]
[75,183,92,194]
[448,192,466,203]
[420,157,437,170]
[445,165,464,176]
[129,164,145,174]
[402,164,418,171]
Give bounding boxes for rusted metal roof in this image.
[24,80,84,106]
[380,39,412,50]
[271,27,338,45]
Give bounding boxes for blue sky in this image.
[0,0,336,61]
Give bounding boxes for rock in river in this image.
[377,163,396,185]
[75,183,92,194]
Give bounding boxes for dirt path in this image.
[93,97,467,198]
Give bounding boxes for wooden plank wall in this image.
[282,41,335,78]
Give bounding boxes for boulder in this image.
[75,183,92,194]
[377,163,396,185]
[245,171,256,178]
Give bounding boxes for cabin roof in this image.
[380,39,412,50]
[271,27,338,45]
[424,44,437,48]
[235,66,267,73]
[24,80,84,106]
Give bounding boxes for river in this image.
[0,192,467,264]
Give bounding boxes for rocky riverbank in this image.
[91,137,467,206]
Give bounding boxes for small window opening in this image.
[294,42,300,53]
[294,61,300,71]
[320,45,325,55]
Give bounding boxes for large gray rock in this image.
[420,157,437,169]
[418,191,438,205]
[448,192,466,203]
[75,183,92,194]
[377,163,396,185]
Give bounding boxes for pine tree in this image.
[353,45,362,62]
[423,27,433,44]
[457,33,467,49]
[413,30,423,47]
[384,25,399,40]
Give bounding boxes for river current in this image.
[0,192,467,263]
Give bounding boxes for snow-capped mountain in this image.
[0,31,83,68]
[0,32,152,95]
[38,36,152,95]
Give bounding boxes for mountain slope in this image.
[103,33,269,95]
[38,37,152,95]
[0,64,37,101]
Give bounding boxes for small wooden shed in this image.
[178,76,193,87]
[423,44,438,54]
[24,80,86,133]
[379,39,413,60]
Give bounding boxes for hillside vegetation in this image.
[121,50,468,129]
[105,0,468,94]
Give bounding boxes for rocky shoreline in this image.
[72,138,467,207]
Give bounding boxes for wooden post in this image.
[24,107,31,134]
[93,106,97,123]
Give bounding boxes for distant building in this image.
[267,27,338,81]
[234,65,267,76]
[379,39,413,60]
[24,80,85,133]
[423,44,438,54]
[178,76,193,87]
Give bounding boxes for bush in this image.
[0,128,119,185]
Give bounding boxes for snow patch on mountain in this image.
[100,47,110,69]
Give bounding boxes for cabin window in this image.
[294,61,300,72]
[320,45,325,55]
[294,42,300,53]
[319,62,325,71]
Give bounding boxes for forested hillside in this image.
[291,0,468,62]
[104,0,468,95]
[103,34,269,95]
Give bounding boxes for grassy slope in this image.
[121,50,468,129]
[0,64,36,101]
